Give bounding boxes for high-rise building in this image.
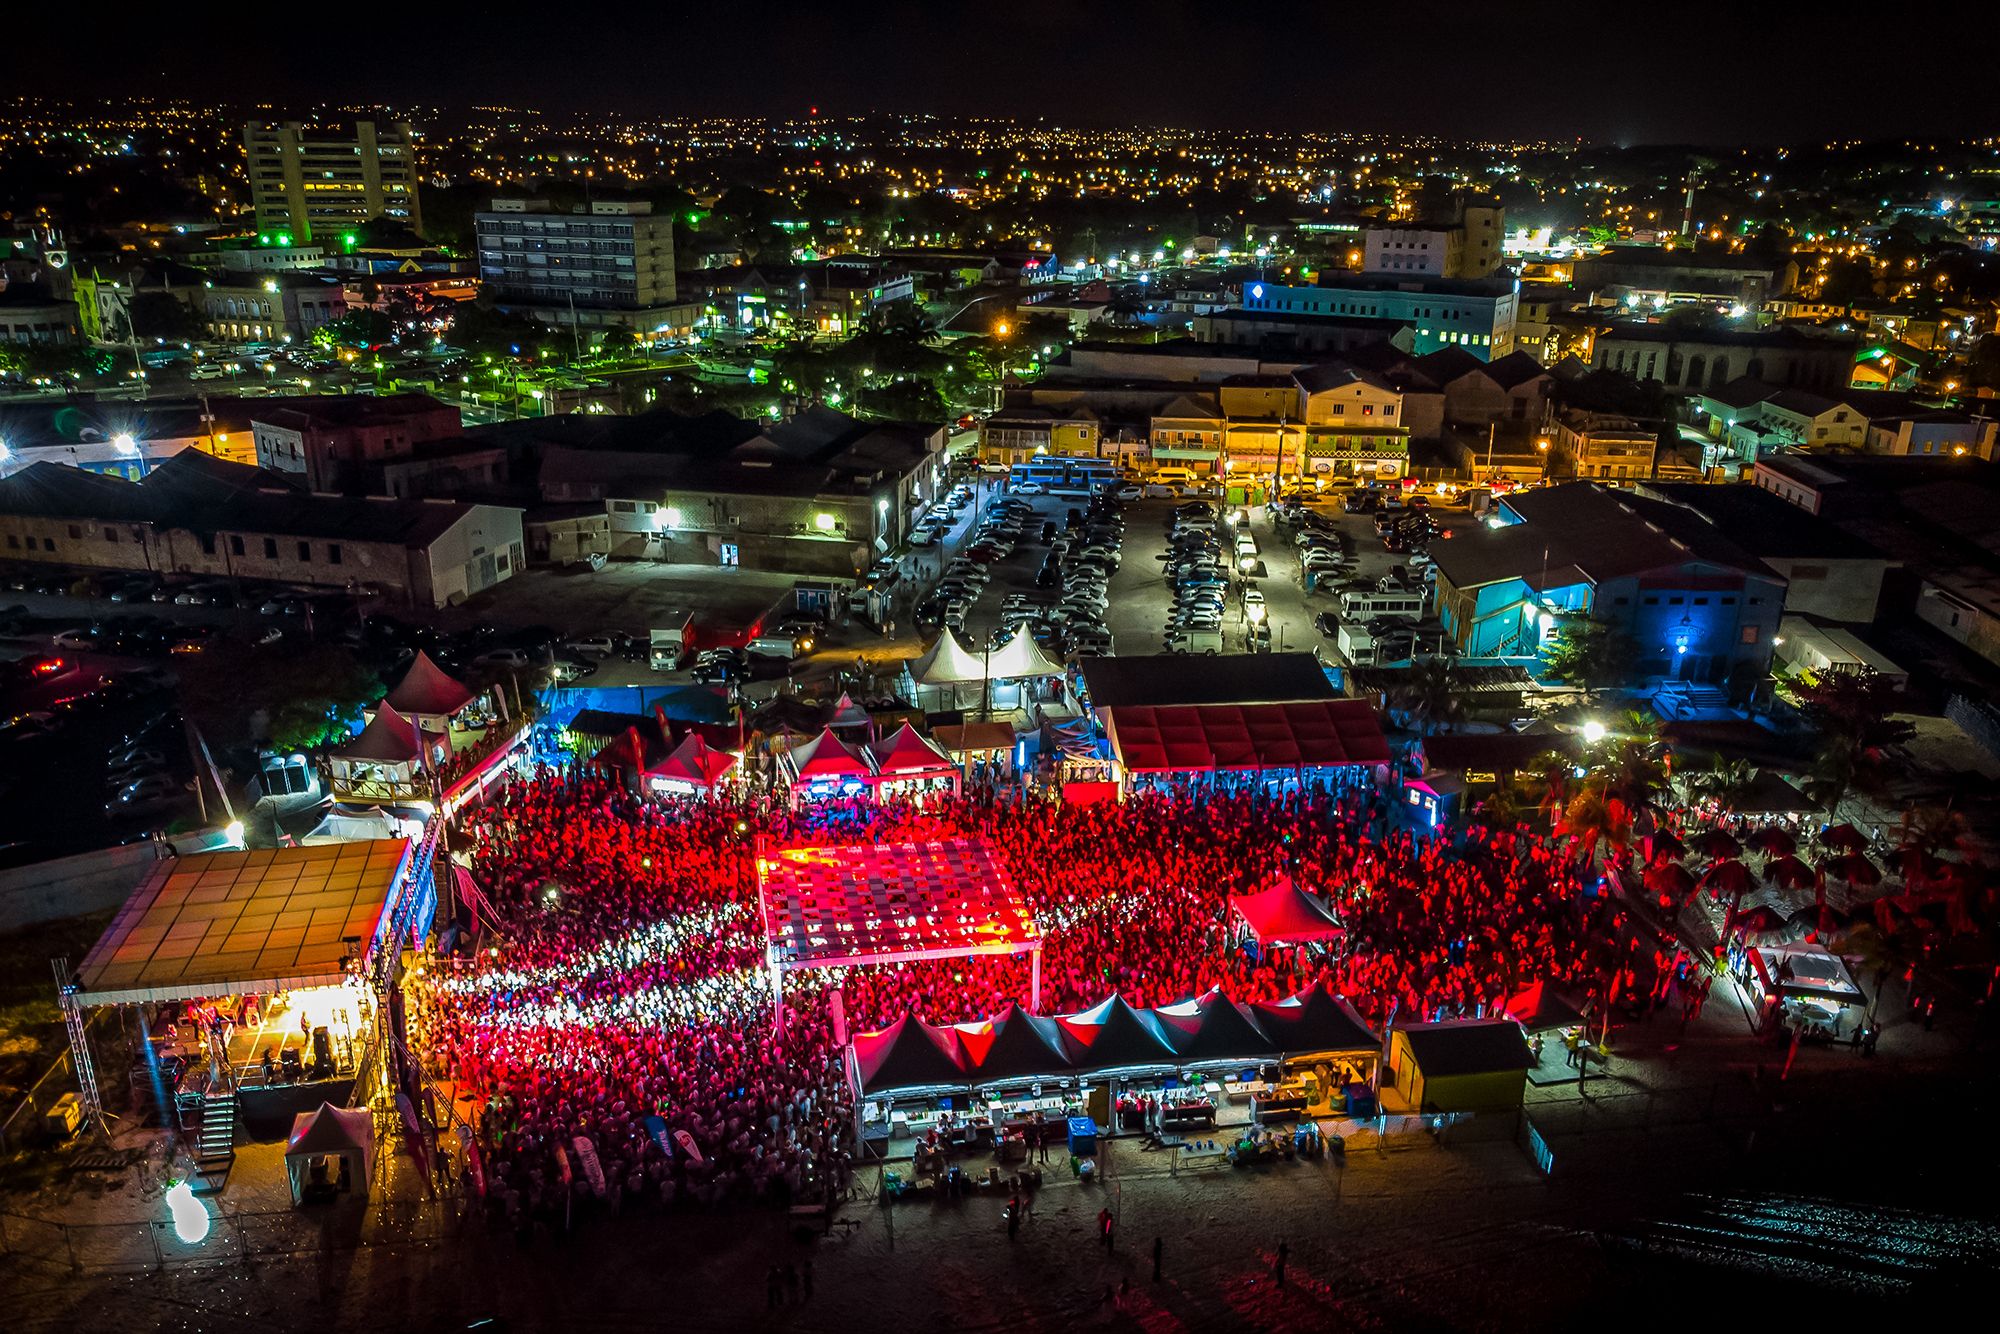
[474,199,685,332]
[243,121,423,245]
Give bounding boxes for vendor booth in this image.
[1743,942,1866,1040]
[285,1101,376,1205]
[852,1016,980,1167]
[776,728,877,804]
[1383,1018,1534,1114]
[1249,982,1382,1117]
[645,731,739,796]
[867,723,961,801]
[932,722,1019,786]
[1054,995,1187,1132]
[328,703,441,808]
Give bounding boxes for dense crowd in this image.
[406,775,1666,1224]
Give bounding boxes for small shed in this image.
[1385,1019,1534,1113]
[284,1101,376,1206]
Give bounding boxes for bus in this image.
[1009,455,1120,497]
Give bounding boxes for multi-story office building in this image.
[243,121,423,243]
[1237,276,1518,360]
[1362,202,1505,279]
[475,199,688,333]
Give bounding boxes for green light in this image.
[341,232,357,249]
[276,232,293,246]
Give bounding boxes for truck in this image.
[649,614,695,671]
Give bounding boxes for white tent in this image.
[913,631,990,686]
[284,1101,376,1205]
[988,629,1063,680]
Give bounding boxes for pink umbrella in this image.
[1692,829,1743,860]
[1699,859,1756,897]
[1819,823,1868,853]
[1744,828,1797,857]
[1646,828,1686,864]
[1824,853,1883,888]
[1763,854,1815,891]
[1645,862,1696,898]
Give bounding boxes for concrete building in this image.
[0,288,78,345]
[193,272,347,345]
[536,406,945,576]
[0,451,523,607]
[243,121,422,244]
[978,407,1103,466]
[1430,482,1786,683]
[1639,482,1890,624]
[1362,201,1505,280]
[1573,246,1796,311]
[475,199,689,333]
[1234,275,1518,359]
[1590,323,1856,394]
[250,394,464,493]
[1293,363,1411,481]
[1550,407,1659,481]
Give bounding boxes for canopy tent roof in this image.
[1749,943,1865,1005]
[382,650,474,718]
[951,1004,1073,1086]
[759,838,1040,971]
[1251,982,1382,1056]
[1054,994,1180,1073]
[74,841,411,1005]
[331,703,430,765]
[828,692,872,731]
[779,727,876,782]
[869,722,958,776]
[287,1100,375,1158]
[913,630,991,686]
[1736,769,1822,815]
[1502,981,1588,1032]
[1231,881,1345,944]
[648,731,738,788]
[1152,989,1282,1066]
[1104,700,1390,773]
[988,629,1064,680]
[853,1016,970,1094]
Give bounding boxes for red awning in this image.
[869,722,957,776]
[1106,700,1390,773]
[1230,881,1345,944]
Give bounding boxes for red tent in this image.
[852,1016,969,1094]
[868,723,957,778]
[1104,700,1389,774]
[383,651,474,718]
[333,702,432,764]
[781,728,875,783]
[1230,881,1345,945]
[647,731,737,790]
[1503,981,1587,1032]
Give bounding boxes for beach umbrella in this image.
[1698,859,1755,898]
[1734,905,1789,938]
[1644,861,1696,899]
[1645,829,1686,864]
[1818,823,1868,853]
[1743,828,1797,858]
[1824,853,1883,888]
[1691,829,1743,860]
[1763,854,1815,891]
[1887,846,1945,885]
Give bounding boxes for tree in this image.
[1541,616,1638,701]
[596,328,638,362]
[312,310,397,351]
[1557,783,1634,870]
[1391,657,1466,735]
[1794,668,1913,814]
[177,644,383,752]
[129,289,204,342]
[449,302,550,360]
[1685,754,1757,811]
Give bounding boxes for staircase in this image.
[191,1089,237,1194]
[1654,683,1729,718]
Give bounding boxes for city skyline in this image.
[19,0,2000,146]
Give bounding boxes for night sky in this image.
[30,1,2000,145]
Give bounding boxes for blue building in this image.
[1429,483,1786,685]
[1236,276,1518,360]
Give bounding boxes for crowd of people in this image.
[406,774,1668,1228]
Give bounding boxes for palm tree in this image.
[1688,755,1757,812]
[1527,748,1577,821]
[1474,775,1532,828]
[1393,658,1466,735]
[1558,782,1634,871]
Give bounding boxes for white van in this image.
[1151,467,1199,487]
[1234,532,1259,559]
[1163,627,1224,654]
[1338,589,1426,622]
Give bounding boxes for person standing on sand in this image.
[1275,1239,1289,1288]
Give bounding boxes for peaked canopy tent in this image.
[776,727,877,803]
[907,630,1033,713]
[645,730,739,795]
[828,692,874,737]
[1251,983,1382,1061]
[987,629,1064,681]
[382,650,475,721]
[952,1004,1073,1087]
[1230,881,1346,946]
[868,722,961,799]
[1502,981,1588,1033]
[285,1101,376,1205]
[853,1015,972,1096]
[759,838,1044,1018]
[1151,989,1283,1068]
[912,630,991,686]
[328,703,444,808]
[1054,994,1181,1075]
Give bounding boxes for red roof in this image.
[1230,880,1345,944]
[383,651,474,717]
[869,722,957,776]
[1104,700,1390,773]
[782,727,875,780]
[649,731,738,788]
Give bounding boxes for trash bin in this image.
[1066,1115,1098,1158]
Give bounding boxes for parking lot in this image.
[901,486,1475,665]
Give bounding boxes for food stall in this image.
[868,722,962,802]
[775,727,877,805]
[1053,994,1184,1134]
[1250,982,1383,1117]
[1149,989,1280,1130]
[956,1005,1080,1162]
[1743,942,1866,1040]
[850,1016,977,1170]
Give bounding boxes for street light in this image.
[1581,719,1607,745]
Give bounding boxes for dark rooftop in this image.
[1078,652,1335,709]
